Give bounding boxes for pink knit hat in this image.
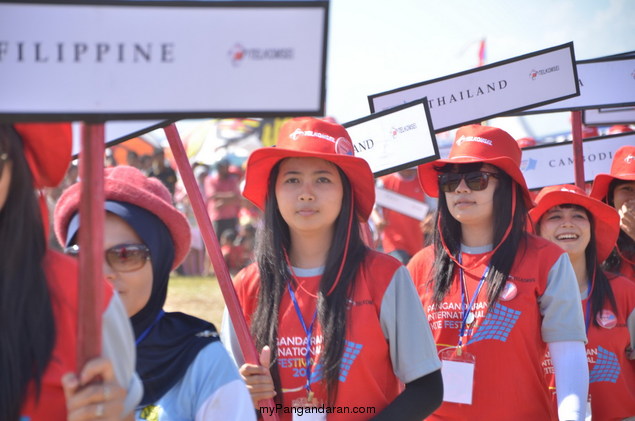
[54,165,190,270]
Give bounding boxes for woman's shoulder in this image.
[606,271,635,298]
[364,248,403,269]
[522,233,568,258]
[181,341,242,392]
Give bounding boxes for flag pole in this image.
[163,123,279,420]
[77,122,105,369]
[570,111,586,189]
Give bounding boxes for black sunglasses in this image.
[65,243,151,273]
[438,171,500,193]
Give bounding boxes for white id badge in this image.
[439,347,475,405]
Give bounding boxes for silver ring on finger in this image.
[95,403,105,418]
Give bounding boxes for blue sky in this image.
[325,0,635,137]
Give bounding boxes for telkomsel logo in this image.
[228,43,294,66]
[529,65,560,80]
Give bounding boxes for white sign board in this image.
[521,56,635,114]
[584,107,635,126]
[368,43,578,132]
[521,133,635,190]
[375,187,430,220]
[0,1,327,121]
[343,99,439,177]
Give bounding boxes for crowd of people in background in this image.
[6,117,634,420]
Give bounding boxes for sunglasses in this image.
[438,171,500,193]
[64,243,151,273]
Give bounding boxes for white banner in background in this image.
[0,2,327,120]
[521,133,635,190]
[584,107,635,126]
[521,56,635,113]
[375,187,430,220]
[343,99,438,177]
[368,43,578,132]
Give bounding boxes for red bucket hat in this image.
[529,184,619,262]
[589,145,635,202]
[54,165,191,270]
[417,124,534,208]
[242,117,375,221]
[13,123,73,188]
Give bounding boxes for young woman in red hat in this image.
[530,184,635,420]
[590,145,635,280]
[54,165,255,421]
[0,123,142,421]
[407,124,588,421]
[221,117,443,420]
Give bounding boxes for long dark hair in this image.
[535,204,617,327]
[250,161,367,404]
[0,124,56,420]
[430,163,528,306]
[602,178,635,274]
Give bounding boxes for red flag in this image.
[478,38,486,67]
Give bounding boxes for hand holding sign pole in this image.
[163,124,279,420]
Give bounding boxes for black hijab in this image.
[67,201,219,405]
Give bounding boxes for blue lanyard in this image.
[458,254,489,348]
[287,282,318,396]
[135,310,165,345]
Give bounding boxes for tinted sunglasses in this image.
[65,243,151,273]
[438,171,500,193]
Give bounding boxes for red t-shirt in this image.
[20,250,114,420]
[204,173,241,221]
[543,272,635,421]
[232,250,439,420]
[408,236,585,421]
[378,173,426,256]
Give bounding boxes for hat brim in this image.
[243,147,375,221]
[54,178,191,270]
[529,191,620,262]
[590,172,635,202]
[418,156,535,208]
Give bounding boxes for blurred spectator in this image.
[148,149,177,196]
[127,150,141,169]
[516,136,536,149]
[220,229,243,274]
[139,154,153,175]
[607,124,634,135]
[371,168,429,264]
[204,158,241,241]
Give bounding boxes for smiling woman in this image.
[530,184,635,420]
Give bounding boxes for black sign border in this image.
[583,106,635,126]
[0,0,329,122]
[522,131,635,190]
[343,97,440,178]
[515,53,635,116]
[367,42,579,133]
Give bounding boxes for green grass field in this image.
[164,275,226,328]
